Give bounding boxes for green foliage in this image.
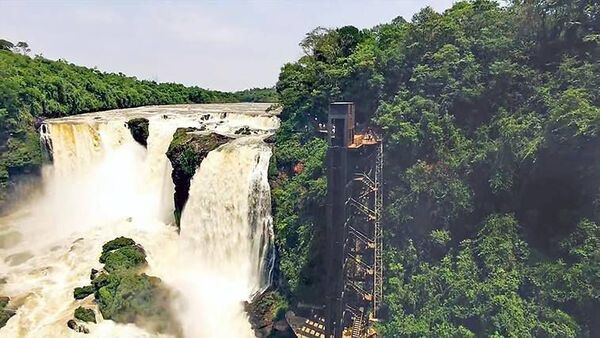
[96,271,173,330]
[101,236,136,253]
[100,245,147,273]
[73,285,95,300]
[166,130,231,227]
[380,214,583,337]
[275,0,600,335]
[0,44,274,207]
[270,133,327,297]
[75,237,179,334]
[233,87,278,103]
[74,306,96,323]
[99,236,147,272]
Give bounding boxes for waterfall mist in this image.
[160,138,274,337]
[0,104,279,338]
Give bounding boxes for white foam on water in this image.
[0,105,277,338]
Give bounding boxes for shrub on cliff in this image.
[166,129,230,227]
[74,306,96,323]
[126,118,149,147]
[73,285,95,300]
[102,237,136,252]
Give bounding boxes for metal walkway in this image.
[324,102,383,338]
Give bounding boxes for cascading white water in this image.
[0,104,279,338]
[160,137,274,338]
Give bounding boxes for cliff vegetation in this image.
[273,0,600,336]
[0,46,275,208]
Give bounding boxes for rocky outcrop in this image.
[74,306,96,323]
[73,285,95,300]
[264,134,276,144]
[0,296,14,329]
[99,237,146,272]
[126,118,149,147]
[67,319,90,334]
[71,237,181,336]
[166,129,231,227]
[244,291,293,338]
[234,126,252,135]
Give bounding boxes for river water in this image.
[0,103,278,338]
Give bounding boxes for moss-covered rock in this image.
[91,272,110,289]
[74,285,95,300]
[0,296,15,329]
[100,245,146,272]
[102,237,136,252]
[126,118,149,147]
[72,237,181,335]
[96,271,179,334]
[74,306,96,323]
[244,291,291,338]
[166,129,231,227]
[98,236,146,272]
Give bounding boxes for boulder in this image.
[234,126,252,135]
[99,238,146,272]
[0,296,14,329]
[126,118,149,147]
[67,319,89,334]
[102,237,136,252]
[166,129,231,228]
[100,245,146,272]
[74,285,95,300]
[244,291,291,338]
[96,271,179,335]
[264,134,276,144]
[74,306,96,323]
[72,237,181,336]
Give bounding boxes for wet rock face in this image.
[126,118,149,147]
[67,319,89,334]
[244,291,292,338]
[0,296,15,329]
[166,129,231,228]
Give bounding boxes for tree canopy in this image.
[0,43,275,206]
[273,0,600,335]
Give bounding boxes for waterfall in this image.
[165,137,274,337]
[0,104,278,338]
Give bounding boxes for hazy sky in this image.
[1,1,455,91]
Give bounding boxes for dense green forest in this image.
[1,0,599,336]
[272,0,599,336]
[0,46,274,206]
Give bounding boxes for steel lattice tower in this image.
[325,102,383,338]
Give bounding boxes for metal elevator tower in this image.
[325,102,383,338]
